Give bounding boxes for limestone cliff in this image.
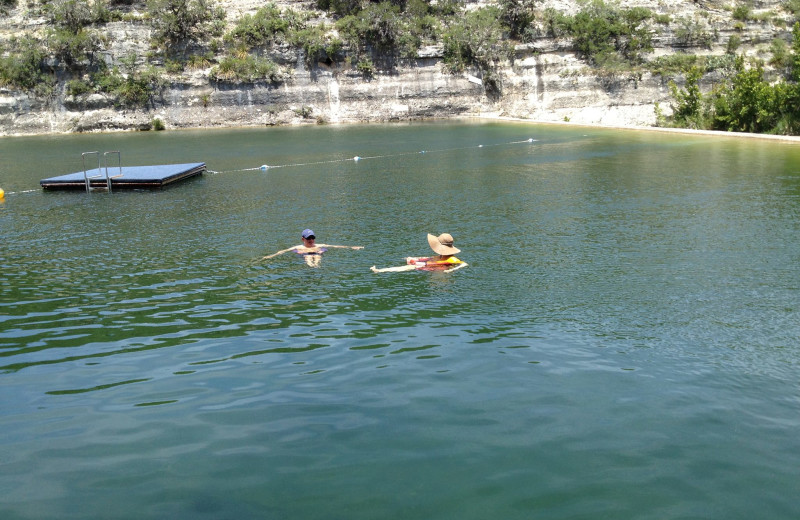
[0,0,794,135]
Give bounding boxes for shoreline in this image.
[471,115,800,143]
[2,115,800,143]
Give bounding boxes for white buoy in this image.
[260,164,269,171]
[353,156,361,162]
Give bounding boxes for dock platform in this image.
[41,162,206,190]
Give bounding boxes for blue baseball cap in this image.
[302,229,315,239]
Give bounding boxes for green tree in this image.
[442,6,505,73]
[710,56,780,133]
[669,66,705,128]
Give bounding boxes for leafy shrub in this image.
[356,57,374,78]
[316,0,361,17]
[674,16,714,49]
[541,7,572,38]
[210,54,283,83]
[566,1,652,66]
[46,0,111,31]
[770,38,789,68]
[726,34,741,54]
[732,2,752,22]
[147,0,225,47]
[647,53,699,76]
[92,59,167,107]
[227,4,293,48]
[45,28,104,70]
[291,24,344,65]
[66,78,93,96]
[0,36,54,95]
[498,0,537,41]
[668,66,705,128]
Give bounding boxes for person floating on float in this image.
[371,233,467,273]
[261,229,363,268]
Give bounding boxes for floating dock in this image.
[41,162,206,191]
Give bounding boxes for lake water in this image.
[1,121,799,519]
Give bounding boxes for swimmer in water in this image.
[261,229,363,267]
[371,233,467,273]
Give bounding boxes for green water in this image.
[1,122,799,519]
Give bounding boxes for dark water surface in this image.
[1,122,799,519]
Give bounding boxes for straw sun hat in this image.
[427,233,460,255]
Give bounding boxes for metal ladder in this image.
[82,151,122,193]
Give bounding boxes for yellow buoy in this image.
[0,187,5,199]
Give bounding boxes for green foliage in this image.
[45,28,104,70]
[786,0,800,17]
[442,6,505,73]
[46,0,110,31]
[498,0,537,41]
[541,7,571,38]
[210,54,283,83]
[316,0,362,17]
[770,38,789,68]
[666,25,800,136]
[648,53,698,76]
[731,2,752,22]
[668,66,705,128]
[291,25,344,65]
[726,34,741,54]
[227,4,294,48]
[356,57,374,78]
[571,1,652,65]
[544,0,652,67]
[792,22,800,81]
[83,57,168,107]
[0,36,55,95]
[66,78,93,96]
[147,0,225,47]
[709,57,781,133]
[355,2,403,51]
[152,118,166,130]
[336,1,422,61]
[674,16,713,49]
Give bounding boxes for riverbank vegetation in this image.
[664,22,800,134]
[1,0,800,133]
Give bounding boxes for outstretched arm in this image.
[444,262,468,272]
[370,264,417,273]
[317,244,364,250]
[260,247,296,260]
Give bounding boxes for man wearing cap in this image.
[371,233,467,273]
[261,229,363,267]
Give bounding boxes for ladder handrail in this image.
[103,151,122,193]
[81,151,101,193]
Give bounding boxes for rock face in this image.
[0,0,793,135]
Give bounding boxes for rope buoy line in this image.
[1,188,38,197]
[0,138,538,196]
[206,138,538,174]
